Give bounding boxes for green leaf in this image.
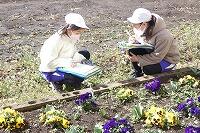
[143,129,163,133]
[93,123,103,133]
[130,103,144,122]
[190,67,200,76]
[99,108,109,119]
[44,105,55,113]
[64,125,85,133]
[169,81,179,91]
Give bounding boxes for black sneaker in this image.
[61,80,82,91]
[132,72,144,78]
[50,82,63,93]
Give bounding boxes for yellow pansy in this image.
[16,121,24,129]
[62,118,70,128]
[0,116,5,128]
[144,112,151,117]
[16,117,24,124]
[120,93,126,98]
[10,118,15,123]
[151,114,162,126]
[39,114,46,123]
[59,117,63,122]
[144,112,148,117]
[159,119,165,128]
[145,106,157,117]
[54,116,62,122]
[193,81,199,87]
[123,91,129,97]
[0,116,5,123]
[178,78,184,84]
[165,112,176,126]
[117,88,134,99]
[144,106,179,128]
[46,111,54,115]
[145,118,152,126]
[125,89,134,96]
[117,89,125,95]
[4,108,16,115]
[186,75,193,80]
[16,123,21,129]
[46,117,56,124]
[149,106,157,113]
[156,107,165,117]
[0,108,26,130]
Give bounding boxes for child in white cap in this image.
[127,8,180,77]
[39,13,91,92]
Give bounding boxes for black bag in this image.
[117,41,154,56]
[128,47,154,56]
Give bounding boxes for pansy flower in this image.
[145,78,161,93]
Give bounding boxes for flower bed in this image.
[0,75,199,133]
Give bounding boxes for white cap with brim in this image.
[65,13,89,29]
[127,8,152,24]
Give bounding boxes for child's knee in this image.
[78,50,90,60]
[143,64,162,75]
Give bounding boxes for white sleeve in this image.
[72,52,86,63]
[39,34,73,70]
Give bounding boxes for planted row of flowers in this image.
[0,105,199,132]
[0,75,199,132]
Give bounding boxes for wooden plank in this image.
[93,67,194,94]
[0,67,194,112]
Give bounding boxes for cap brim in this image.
[81,25,89,29]
[127,17,141,24]
[75,23,89,29]
[65,23,89,29]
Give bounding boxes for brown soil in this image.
[0,83,187,133]
[0,0,200,60]
[1,75,200,133]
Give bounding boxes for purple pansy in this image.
[178,97,200,117]
[118,118,127,124]
[145,78,161,93]
[186,98,194,106]
[74,92,98,111]
[120,127,129,133]
[103,118,118,132]
[190,106,200,116]
[177,103,187,112]
[198,96,200,102]
[103,118,134,133]
[75,92,92,105]
[74,99,81,105]
[185,126,200,133]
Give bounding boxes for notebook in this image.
[117,41,155,55]
[117,41,154,49]
[57,63,101,79]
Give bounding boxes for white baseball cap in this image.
[127,8,152,24]
[65,13,89,29]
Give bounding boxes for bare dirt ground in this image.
[0,0,200,61]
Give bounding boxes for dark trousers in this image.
[128,48,174,75]
[128,48,160,75]
[143,63,162,75]
[131,62,164,75]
